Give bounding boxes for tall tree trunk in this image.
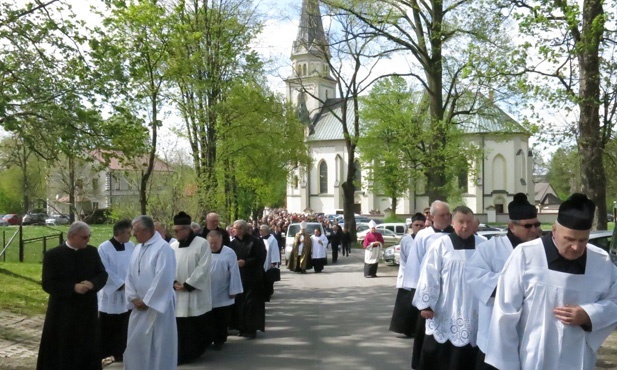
[21,144,29,213]
[140,94,158,215]
[577,0,606,229]
[69,155,75,222]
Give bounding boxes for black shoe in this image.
[245,332,256,339]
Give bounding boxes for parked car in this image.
[376,223,407,237]
[588,230,613,253]
[0,215,8,226]
[284,222,325,261]
[478,224,503,232]
[22,213,47,225]
[608,214,615,222]
[2,214,21,225]
[356,228,401,248]
[383,244,401,266]
[477,230,508,239]
[45,215,70,226]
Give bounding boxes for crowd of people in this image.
[389,193,617,370]
[35,192,617,370]
[36,211,281,370]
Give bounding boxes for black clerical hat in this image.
[411,212,426,223]
[173,211,192,226]
[557,193,595,230]
[508,193,537,221]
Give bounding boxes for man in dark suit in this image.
[37,221,108,370]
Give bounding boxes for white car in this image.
[284,222,325,261]
[45,215,70,226]
[356,228,401,248]
[383,244,401,265]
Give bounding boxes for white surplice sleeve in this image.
[185,240,212,291]
[412,237,444,311]
[485,246,526,370]
[229,254,244,296]
[465,238,499,305]
[271,237,281,264]
[99,243,124,295]
[582,263,617,351]
[143,245,176,314]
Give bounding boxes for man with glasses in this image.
[485,193,617,369]
[170,212,212,364]
[465,193,542,369]
[37,221,108,370]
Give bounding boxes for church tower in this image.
[286,0,337,123]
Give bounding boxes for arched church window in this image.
[294,175,299,189]
[319,161,328,194]
[296,64,301,76]
[303,64,307,76]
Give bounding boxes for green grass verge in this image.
[0,225,115,316]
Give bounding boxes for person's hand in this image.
[74,283,90,294]
[173,282,185,291]
[80,280,94,290]
[238,259,246,268]
[132,298,148,311]
[553,305,591,326]
[420,309,435,319]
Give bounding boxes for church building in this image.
[285,0,535,219]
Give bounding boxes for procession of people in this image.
[35,194,617,370]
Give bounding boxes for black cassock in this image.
[229,234,266,336]
[37,244,108,370]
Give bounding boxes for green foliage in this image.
[217,82,310,219]
[359,76,481,207]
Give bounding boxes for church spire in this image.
[286,0,337,121]
[293,0,329,57]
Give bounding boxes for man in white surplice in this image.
[485,193,617,370]
[97,219,135,362]
[465,193,542,370]
[403,200,453,369]
[207,230,243,350]
[412,205,486,370]
[170,211,212,365]
[260,224,280,301]
[124,216,177,370]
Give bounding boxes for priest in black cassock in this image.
[37,221,108,370]
[202,212,231,246]
[229,219,267,339]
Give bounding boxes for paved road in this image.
[108,251,411,369]
[4,251,617,369]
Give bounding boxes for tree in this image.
[359,76,481,213]
[92,0,173,215]
[324,0,521,202]
[0,135,47,213]
[495,0,615,229]
[167,0,262,214]
[546,146,581,200]
[217,81,310,220]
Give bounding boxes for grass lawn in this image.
[0,224,115,316]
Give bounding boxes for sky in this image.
[10,0,556,162]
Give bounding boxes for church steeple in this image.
[293,0,329,58]
[286,0,337,122]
